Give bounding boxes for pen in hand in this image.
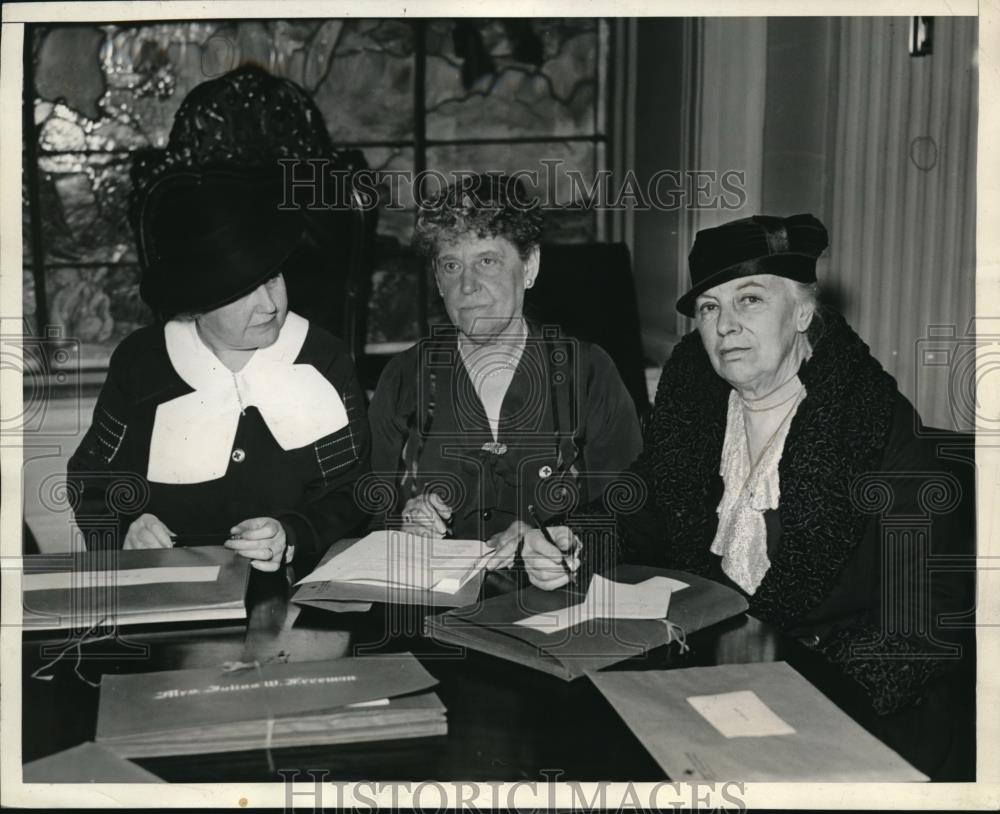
[169,532,234,545]
[405,488,452,537]
[420,486,454,538]
[527,504,576,585]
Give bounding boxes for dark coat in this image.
[614,310,973,724]
[368,325,643,539]
[67,320,370,559]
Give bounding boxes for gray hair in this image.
[788,279,823,338]
[791,280,820,310]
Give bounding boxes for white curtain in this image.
[829,17,977,431]
[678,18,768,337]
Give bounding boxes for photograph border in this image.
[1,0,996,809]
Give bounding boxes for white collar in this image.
[166,310,314,392]
[147,312,349,484]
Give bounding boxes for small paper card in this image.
[687,689,797,738]
[514,574,686,634]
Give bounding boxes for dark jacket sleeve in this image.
[813,395,976,716]
[66,339,142,549]
[574,343,692,577]
[574,450,672,583]
[368,353,409,490]
[275,350,372,561]
[560,348,650,581]
[580,344,644,501]
[364,352,414,527]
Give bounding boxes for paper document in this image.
[515,574,684,634]
[296,531,491,594]
[687,690,797,738]
[23,566,221,593]
[589,662,925,781]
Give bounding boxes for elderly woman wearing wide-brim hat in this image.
[522,214,973,778]
[67,169,370,569]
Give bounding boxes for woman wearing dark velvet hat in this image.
[67,169,370,570]
[521,213,973,778]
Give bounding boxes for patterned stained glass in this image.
[36,152,135,265]
[25,18,608,356]
[33,20,415,153]
[362,145,420,341]
[366,239,424,345]
[363,146,416,244]
[310,19,415,143]
[426,140,597,207]
[23,269,36,323]
[22,175,33,265]
[45,265,150,352]
[425,19,599,141]
[35,23,219,152]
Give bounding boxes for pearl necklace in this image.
[740,385,804,413]
[742,391,802,479]
[461,334,524,383]
[478,358,518,379]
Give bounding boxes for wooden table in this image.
[20,562,897,782]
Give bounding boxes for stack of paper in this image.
[95,654,446,758]
[589,662,928,781]
[425,565,749,680]
[293,532,491,611]
[21,547,251,631]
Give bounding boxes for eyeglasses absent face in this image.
[197,274,289,352]
[434,233,539,344]
[695,274,813,394]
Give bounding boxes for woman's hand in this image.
[123,513,175,549]
[400,492,452,537]
[522,526,581,590]
[225,517,287,572]
[484,520,531,571]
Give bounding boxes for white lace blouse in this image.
[710,384,806,594]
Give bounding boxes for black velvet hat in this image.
[676,213,829,317]
[137,168,304,317]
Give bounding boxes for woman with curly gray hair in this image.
[368,174,642,580]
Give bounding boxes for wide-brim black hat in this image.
[677,213,829,317]
[138,168,304,316]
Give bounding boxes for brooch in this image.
[480,441,508,456]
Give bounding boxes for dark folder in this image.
[589,661,928,781]
[424,565,749,680]
[95,653,446,757]
[23,742,163,783]
[21,546,251,631]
